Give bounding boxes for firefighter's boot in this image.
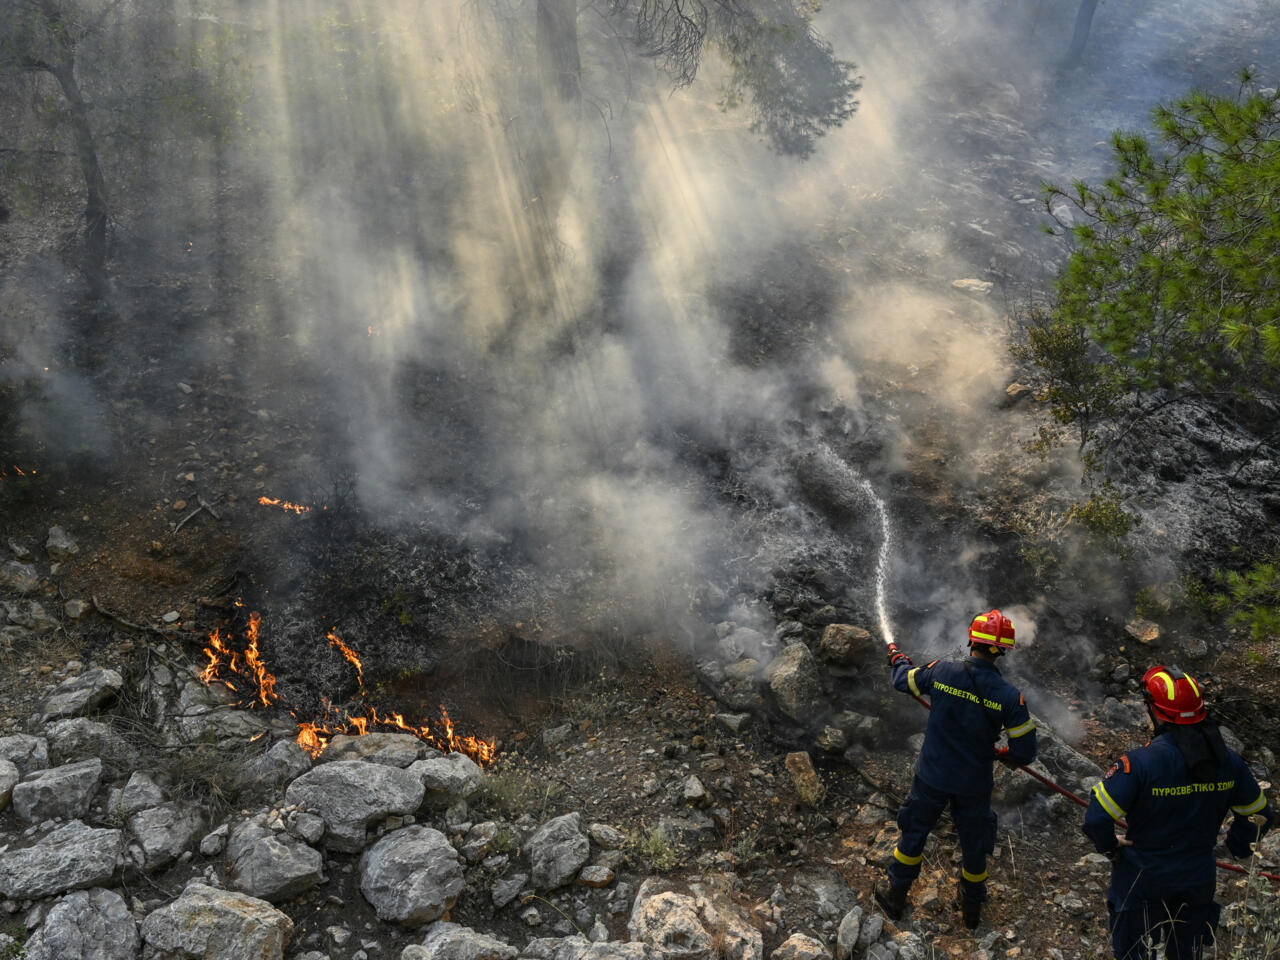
[955,888,982,930]
[873,881,908,920]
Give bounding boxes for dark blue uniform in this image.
[887,656,1037,902]
[1084,732,1274,960]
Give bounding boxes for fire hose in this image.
[905,691,1280,884]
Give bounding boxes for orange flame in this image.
[328,629,364,693]
[258,497,311,514]
[198,608,495,767]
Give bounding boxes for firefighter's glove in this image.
[995,747,1019,769]
[1106,837,1134,862]
[886,643,912,669]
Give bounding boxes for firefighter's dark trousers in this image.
[1107,863,1218,960]
[886,776,996,903]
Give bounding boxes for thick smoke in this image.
[4,0,1275,664]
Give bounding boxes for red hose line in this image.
[906,692,1280,884]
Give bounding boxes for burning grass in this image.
[198,603,495,767]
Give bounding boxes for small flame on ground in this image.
[327,629,364,693]
[258,496,311,514]
[1,466,37,479]
[198,607,494,767]
[293,702,496,765]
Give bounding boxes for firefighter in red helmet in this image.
[1084,665,1274,959]
[874,609,1037,930]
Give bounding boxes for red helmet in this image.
[1141,665,1206,724]
[968,609,1015,651]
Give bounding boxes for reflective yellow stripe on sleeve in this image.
[961,867,988,883]
[1006,719,1036,739]
[893,847,923,866]
[1092,781,1127,820]
[907,668,922,697]
[1232,790,1268,816]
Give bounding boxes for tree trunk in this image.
[1063,0,1098,68]
[537,0,581,109]
[48,59,108,300]
[531,0,582,220]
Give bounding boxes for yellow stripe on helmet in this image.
[1185,674,1200,697]
[1151,671,1177,700]
[970,630,998,641]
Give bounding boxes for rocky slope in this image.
[1,543,1277,960]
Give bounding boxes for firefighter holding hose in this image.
[873,609,1037,930]
[1084,665,1275,960]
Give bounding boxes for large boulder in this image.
[766,643,823,723]
[172,682,270,743]
[817,625,875,666]
[127,802,206,873]
[12,757,103,823]
[359,825,464,926]
[24,887,140,960]
[285,760,425,852]
[627,890,712,959]
[410,752,486,804]
[628,880,761,960]
[227,815,326,902]
[139,881,292,960]
[325,733,433,767]
[41,668,124,721]
[0,821,123,899]
[527,812,590,890]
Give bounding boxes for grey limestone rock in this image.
[587,823,626,849]
[0,560,41,595]
[523,937,656,960]
[491,873,527,909]
[107,772,167,820]
[12,757,103,823]
[127,801,205,872]
[48,717,138,773]
[358,825,464,926]
[24,887,140,960]
[41,668,124,721]
[770,935,828,960]
[627,888,712,959]
[410,752,486,804]
[139,881,293,960]
[284,759,425,852]
[45,525,80,560]
[413,921,518,960]
[239,739,312,794]
[526,812,590,890]
[835,907,861,960]
[0,758,16,813]
[766,643,823,723]
[324,733,432,767]
[0,820,123,899]
[227,814,326,902]
[817,624,874,666]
